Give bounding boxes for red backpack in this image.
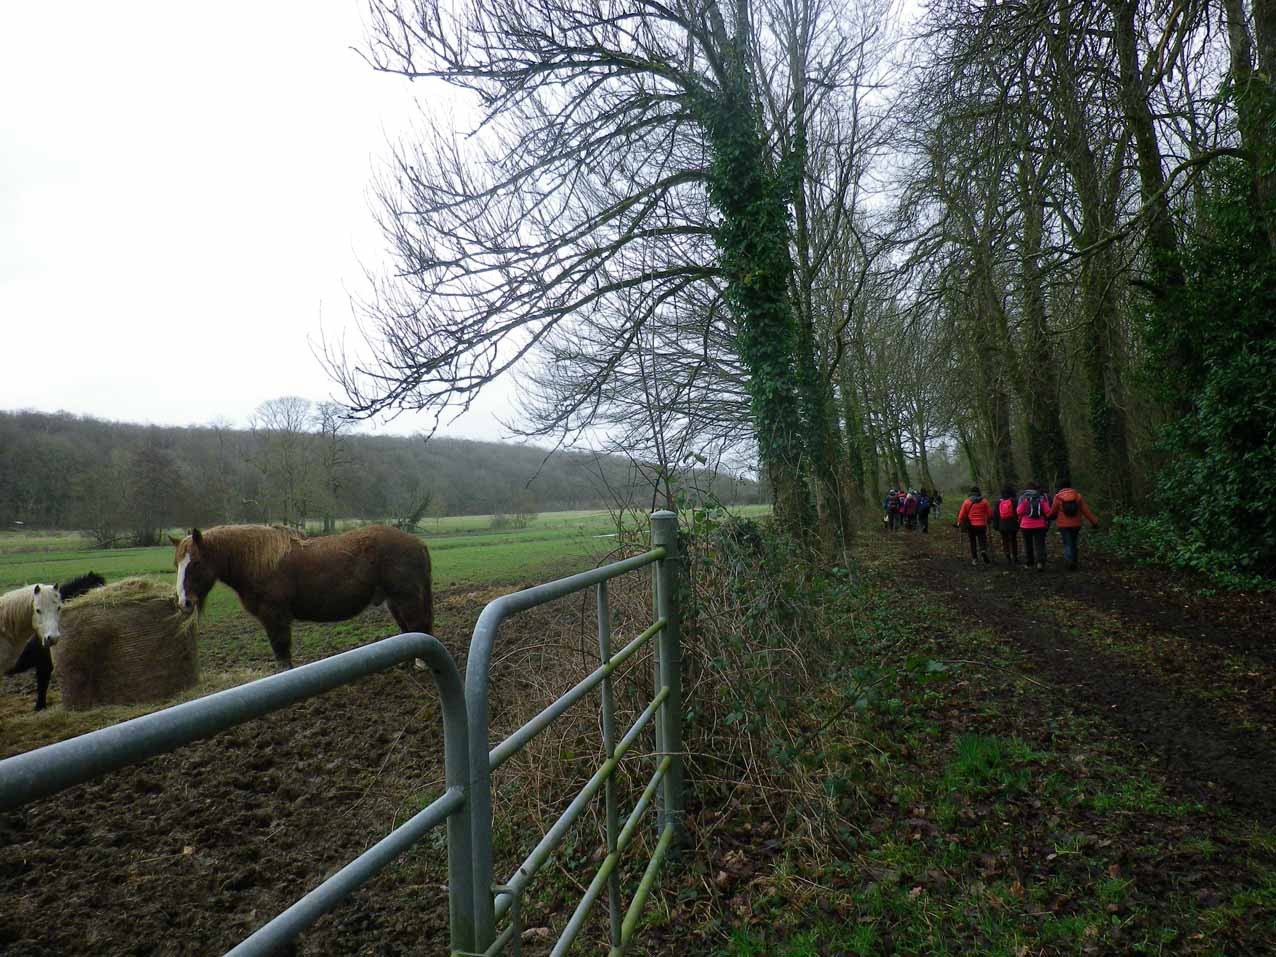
[998,498,1015,520]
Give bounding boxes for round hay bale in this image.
[53,578,198,711]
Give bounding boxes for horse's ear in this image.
[191,528,203,545]
[33,584,40,595]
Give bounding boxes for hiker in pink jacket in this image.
[1016,480,1052,571]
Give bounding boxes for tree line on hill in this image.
[0,406,761,546]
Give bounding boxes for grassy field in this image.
[0,506,772,593]
[0,505,769,749]
[0,510,619,633]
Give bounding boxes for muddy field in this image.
[0,580,661,956]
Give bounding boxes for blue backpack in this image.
[918,494,931,510]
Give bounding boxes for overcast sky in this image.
[1,0,514,440]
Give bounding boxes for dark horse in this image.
[171,524,433,669]
[7,571,106,710]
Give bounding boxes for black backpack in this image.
[1021,491,1046,520]
[1061,493,1080,518]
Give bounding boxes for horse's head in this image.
[31,583,64,648]
[172,528,216,613]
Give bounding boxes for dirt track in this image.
[887,523,1276,826]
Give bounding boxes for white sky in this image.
[1,0,513,440]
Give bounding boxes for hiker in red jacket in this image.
[1048,476,1100,571]
[993,485,1020,565]
[955,486,992,565]
[1016,480,1052,571]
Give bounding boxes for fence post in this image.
[649,509,684,844]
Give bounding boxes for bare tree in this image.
[251,396,315,527]
[314,402,353,533]
[322,0,907,536]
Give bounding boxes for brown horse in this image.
[171,524,432,669]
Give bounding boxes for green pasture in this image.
[0,510,624,626]
[0,507,760,631]
[0,504,767,752]
[0,505,772,594]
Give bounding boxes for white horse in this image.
[0,584,64,676]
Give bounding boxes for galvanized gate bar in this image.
[650,512,685,840]
[482,921,519,957]
[0,632,454,812]
[0,632,478,955]
[226,786,466,957]
[552,755,672,954]
[492,688,669,920]
[614,823,677,955]
[466,546,668,946]
[617,757,671,848]
[597,580,623,949]
[487,617,666,771]
[0,510,686,956]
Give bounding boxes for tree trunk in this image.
[956,424,983,486]
[1017,149,1071,486]
[1046,4,1134,501]
[838,360,867,504]
[696,39,814,535]
[789,16,850,553]
[1222,0,1276,253]
[915,432,936,490]
[892,430,912,488]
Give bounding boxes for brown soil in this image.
[0,578,654,956]
[891,525,1276,826]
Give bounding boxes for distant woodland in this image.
[0,407,761,545]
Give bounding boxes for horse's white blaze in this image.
[176,555,191,609]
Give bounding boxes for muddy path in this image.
[884,524,1276,826]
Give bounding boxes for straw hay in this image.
[54,578,198,711]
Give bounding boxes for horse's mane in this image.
[181,524,306,582]
[0,586,36,642]
[60,572,105,601]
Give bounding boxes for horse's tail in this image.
[420,544,434,637]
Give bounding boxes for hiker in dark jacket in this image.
[885,489,900,531]
[1016,481,1052,571]
[917,489,932,533]
[994,485,1020,565]
[955,486,992,565]
[1048,477,1100,570]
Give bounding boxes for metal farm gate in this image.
[0,511,685,956]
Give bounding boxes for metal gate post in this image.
[467,604,501,952]
[650,510,684,842]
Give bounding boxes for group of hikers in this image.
[883,487,942,533]
[884,479,1101,571]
